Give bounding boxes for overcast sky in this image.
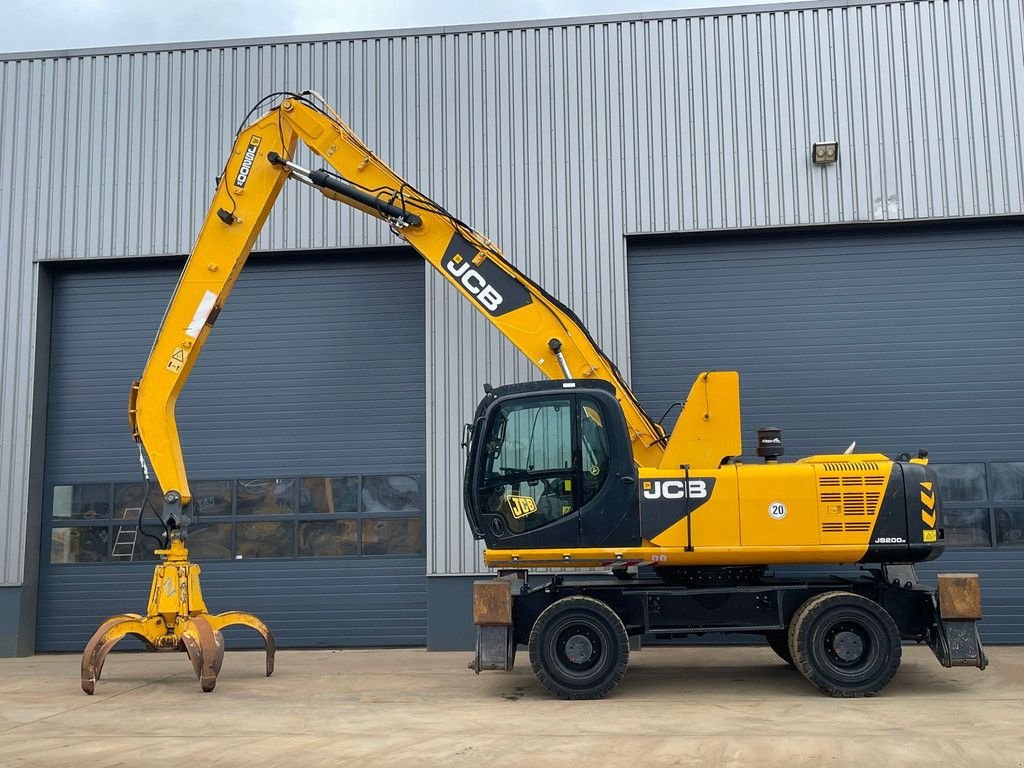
[0,0,801,54]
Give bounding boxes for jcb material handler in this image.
[83,91,986,698]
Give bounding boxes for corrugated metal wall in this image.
[626,220,1024,462]
[1,0,1023,584]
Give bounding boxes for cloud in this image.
[1,0,796,54]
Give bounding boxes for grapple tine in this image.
[81,614,148,695]
[181,616,225,692]
[208,611,277,677]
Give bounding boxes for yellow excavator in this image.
[82,91,986,699]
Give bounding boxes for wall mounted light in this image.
[812,141,839,165]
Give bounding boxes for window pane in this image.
[360,518,423,555]
[579,399,611,506]
[486,399,573,476]
[932,464,987,502]
[361,475,422,513]
[989,463,1024,502]
[237,521,294,558]
[478,398,575,535]
[191,481,233,517]
[187,523,232,560]
[50,527,108,563]
[237,479,294,516]
[299,477,358,514]
[942,508,992,547]
[112,483,164,524]
[995,509,1024,547]
[298,520,358,557]
[52,484,110,520]
[110,518,162,563]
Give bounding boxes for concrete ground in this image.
[0,646,1019,768]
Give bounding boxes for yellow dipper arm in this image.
[131,93,665,508]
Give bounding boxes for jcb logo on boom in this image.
[642,480,709,500]
[445,254,504,312]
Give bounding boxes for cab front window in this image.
[475,395,612,537]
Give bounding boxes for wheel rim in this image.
[543,614,611,686]
[814,611,886,680]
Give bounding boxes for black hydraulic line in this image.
[267,151,421,227]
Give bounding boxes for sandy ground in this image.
[0,645,1019,767]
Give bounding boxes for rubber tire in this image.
[528,596,629,700]
[788,591,901,697]
[765,631,795,667]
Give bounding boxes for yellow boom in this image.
[129,92,665,510]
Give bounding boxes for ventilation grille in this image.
[820,476,885,488]
[821,462,880,472]
[821,520,872,533]
[819,491,883,515]
[819,471,886,536]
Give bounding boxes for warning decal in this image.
[167,346,188,373]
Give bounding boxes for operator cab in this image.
[463,380,640,550]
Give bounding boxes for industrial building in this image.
[0,0,1021,656]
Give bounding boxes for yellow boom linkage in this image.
[83,92,665,693]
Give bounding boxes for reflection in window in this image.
[188,523,233,560]
[299,477,358,515]
[299,520,358,556]
[932,464,987,502]
[943,509,992,547]
[480,397,576,535]
[362,475,422,513]
[50,527,108,563]
[52,484,110,520]
[580,400,611,506]
[191,481,233,517]
[110,519,161,563]
[112,483,163,524]
[989,464,1024,502]
[361,518,423,555]
[995,509,1024,547]
[237,479,294,516]
[237,521,294,558]
[46,472,427,564]
[121,529,162,562]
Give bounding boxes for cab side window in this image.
[579,400,610,505]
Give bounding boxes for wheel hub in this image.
[831,629,864,662]
[564,633,594,664]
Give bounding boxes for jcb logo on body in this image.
[642,479,709,500]
[445,255,504,312]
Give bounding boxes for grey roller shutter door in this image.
[37,252,427,650]
[627,219,1024,642]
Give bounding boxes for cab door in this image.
[468,387,638,551]
[472,394,582,548]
